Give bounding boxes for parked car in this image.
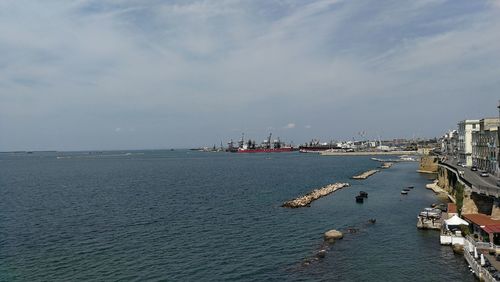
[480,171,489,177]
[471,166,478,171]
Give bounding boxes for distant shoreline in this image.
[320,150,418,156]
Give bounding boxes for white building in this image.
[441,130,458,156]
[457,119,480,167]
[472,118,499,175]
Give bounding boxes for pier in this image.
[417,216,442,230]
[352,170,379,180]
[282,183,350,208]
[417,207,443,230]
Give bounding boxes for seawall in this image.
[417,156,438,173]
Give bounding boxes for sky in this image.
[1,0,500,151]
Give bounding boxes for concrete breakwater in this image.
[282,183,350,208]
[352,170,379,180]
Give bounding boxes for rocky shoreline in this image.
[426,180,453,202]
[282,182,350,208]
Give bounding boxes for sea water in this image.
[0,151,474,281]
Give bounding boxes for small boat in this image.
[359,191,368,198]
[407,186,414,189]
[401,191,408,195]
[369,218,376,224]
[403,188,411,192]
[355,195,364,203]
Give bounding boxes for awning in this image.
[444,215,469,226]
[482,224,500,234]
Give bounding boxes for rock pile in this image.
[282,183,350,208]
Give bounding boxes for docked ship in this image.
[236,133,293,153]
[298,139,341,153]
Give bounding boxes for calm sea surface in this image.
[0,150,474,281]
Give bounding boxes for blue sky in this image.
[1,0,500,150]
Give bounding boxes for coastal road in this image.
[441,160,499,190]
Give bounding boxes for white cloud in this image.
[1,0,500,150]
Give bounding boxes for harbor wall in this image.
[418,156,438,173]
[437,166,495,215]
[491,199,500,220]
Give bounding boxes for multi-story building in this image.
[458,119,480,167]
[441,130,458,157]
[498,101,500,176]
[472,118,499,175]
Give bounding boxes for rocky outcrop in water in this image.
[281,183,350,208]
[299,220,377,268]
[324,229,343,243]
[380,162,393,169]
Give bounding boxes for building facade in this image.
[458,119,480,167]
[472,118,499,175]
[441,130,458,157]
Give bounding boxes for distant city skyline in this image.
[1,0,500,151]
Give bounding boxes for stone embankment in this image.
[417,156,438,173]
[352,170,379,179]
[282,183,350,208]
[426,180,446,194]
